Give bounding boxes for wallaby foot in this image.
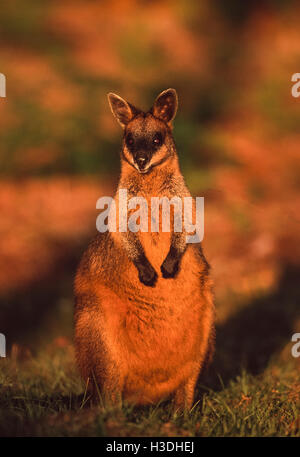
[172,375,198,416]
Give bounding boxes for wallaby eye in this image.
[153,133,162,146]
[126,134,134,146]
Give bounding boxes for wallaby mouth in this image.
[135,156,150,173]
[136,165,151,174]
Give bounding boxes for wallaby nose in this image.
[136,156,147,169]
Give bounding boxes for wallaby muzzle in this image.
[135,152,150,172]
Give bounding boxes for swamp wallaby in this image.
[74,89,215,411]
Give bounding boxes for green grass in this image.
[0,340,298,437]
[1,261,299,437]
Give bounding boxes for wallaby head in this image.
[107,89,178,175]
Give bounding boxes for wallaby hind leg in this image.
[89,366,123,409]
[172,370,199,415]
[75,306,124,409]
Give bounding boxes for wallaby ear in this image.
[152,88,178,124]
[107,93,140,128]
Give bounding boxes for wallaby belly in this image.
[75,232,212,405]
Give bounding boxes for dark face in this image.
[123,113,171,174]
[107,88,178,173]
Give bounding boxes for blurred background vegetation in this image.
[0,0,299,436]
[1,0,299,179]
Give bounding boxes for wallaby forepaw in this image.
[161,258,179,278]
[138,266,158,287]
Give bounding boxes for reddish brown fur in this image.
[74,90,215,411]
